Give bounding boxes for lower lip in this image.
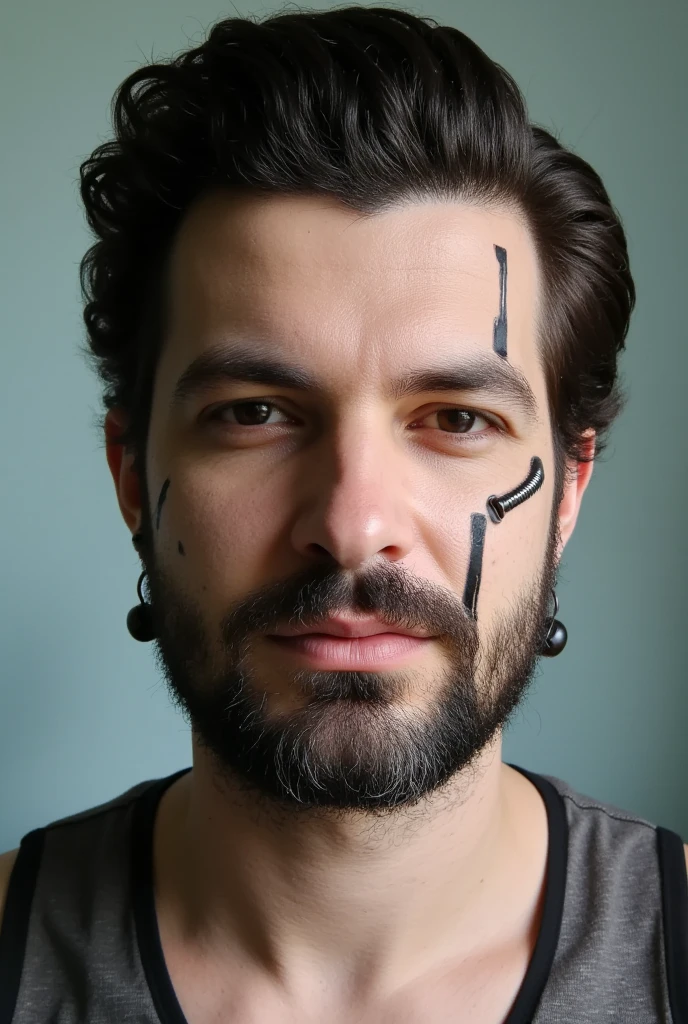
[267,633,433,669]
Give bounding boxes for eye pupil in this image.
[232,401,271,426]
[438,409,475,433]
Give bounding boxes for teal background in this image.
[1,0,686,851]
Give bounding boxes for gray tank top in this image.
[1,764,686,1023]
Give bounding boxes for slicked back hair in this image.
[79,5,635,491]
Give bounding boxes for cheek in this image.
[476,478,553,623]
[413,452,553,579]
[414,471,496,591]
[153,460,287,606]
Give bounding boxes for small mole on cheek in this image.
[178,541,185,556]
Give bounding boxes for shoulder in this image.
[557,775,688,887]
[0,776,168,931]
[0,773,186,939]
[534,769,688,885]
[0,848,20,929]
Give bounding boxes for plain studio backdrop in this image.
[1,0,686,850]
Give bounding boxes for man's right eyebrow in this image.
[170,347,321,407]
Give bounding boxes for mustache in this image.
[218,559,475,656]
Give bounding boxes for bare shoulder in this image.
[0,849,20,927]
[685,843,688,876]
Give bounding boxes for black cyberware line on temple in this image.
[487,457,544,524]
[493,245,508,358]
[462,513,487,619]
[155,478,171,531]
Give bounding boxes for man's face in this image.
[115,191,583,815]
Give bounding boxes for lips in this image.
[267,631,433,670]
[270,616,431,640]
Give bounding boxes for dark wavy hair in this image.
[79,4,635,487]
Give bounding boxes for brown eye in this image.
[211,401,291,426]
[231,402,272,426]
[432,409,487,433]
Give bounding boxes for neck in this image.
[154,735,547,1005]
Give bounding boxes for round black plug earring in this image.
[540,589,567,657]
[126,570,156,642]
[127,532,156,642]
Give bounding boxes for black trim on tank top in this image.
[131,763,568,1024]
[504,765,569,1022]
[0,827,45,1024]
[132,767,192,1024]
[657,825,688,1023]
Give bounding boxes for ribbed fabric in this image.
[0,765,685,1023]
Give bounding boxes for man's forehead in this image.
[161,190,543,397]
[170,189,535,285]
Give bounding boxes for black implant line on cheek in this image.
[462,513,487,620]
[155,478,170,531]
[493,244,507,359]
[487,456,545,524]
[178,541,185,556]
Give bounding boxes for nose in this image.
[289,417,416,571]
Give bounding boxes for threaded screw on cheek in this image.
[487,456,545,524]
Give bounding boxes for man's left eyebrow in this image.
[170,344,538,422]
[386,355,538,421]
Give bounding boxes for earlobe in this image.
[105,409,143,536]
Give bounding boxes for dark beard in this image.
[142,516,558,816]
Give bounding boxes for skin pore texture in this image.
[103,192,598,1024]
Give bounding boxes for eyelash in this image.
[205,400,502,442]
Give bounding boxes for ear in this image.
[105,409,143,537]
[555,431,596,560]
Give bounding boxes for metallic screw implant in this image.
[487,456,545,524]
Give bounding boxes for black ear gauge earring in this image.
[127,531,156,642]
[126,569,156,638]
[540,589,567,657]
[126,570,156,642]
